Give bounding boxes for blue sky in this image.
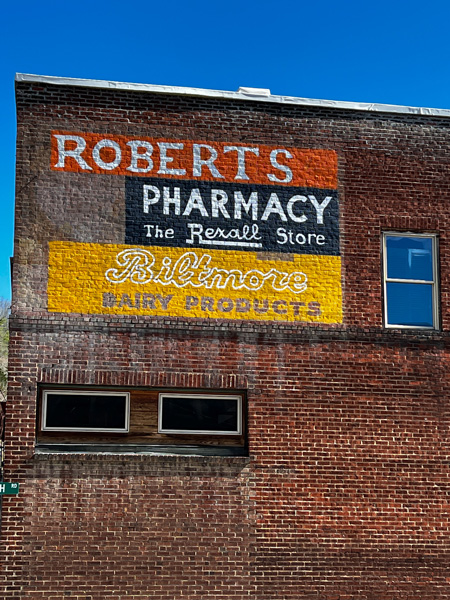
[2,0,450,301]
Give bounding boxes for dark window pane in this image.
[386,282,433,327]
[386,236,433,281]
[45,394,127,430]
[161,396,239,432]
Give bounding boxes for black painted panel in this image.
[125,177,340,256]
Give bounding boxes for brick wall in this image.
[1,79,449,599]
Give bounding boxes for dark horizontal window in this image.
[42,391,130,432]
[37,387,247,455]
[158,393,242,435]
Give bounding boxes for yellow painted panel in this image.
[48,242,342,323]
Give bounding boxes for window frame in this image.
[383,231,439,330]
[158,393,243,435]
[41,389,131,433]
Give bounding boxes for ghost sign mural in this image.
[48,132,342,323]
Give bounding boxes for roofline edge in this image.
[15,73,450,118]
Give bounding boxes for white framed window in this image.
[41,390,130,432]
[383,232,439,329]
[158,393,242,435]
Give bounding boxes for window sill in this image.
[35,443,248,457]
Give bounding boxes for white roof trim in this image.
[15,73,450,118]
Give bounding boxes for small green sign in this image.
[0,482,20,495]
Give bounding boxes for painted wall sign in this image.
[51,132,338,188]
[125,178,339,255]
[48,132,342,323]
[48,242,342,323]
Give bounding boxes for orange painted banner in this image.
[51,131,338,189]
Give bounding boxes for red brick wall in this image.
[1,80,450,599]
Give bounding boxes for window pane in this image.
[161,396,239,432]
[386,236,433,281]
[45,393,128,430]
[386,282,434,327]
